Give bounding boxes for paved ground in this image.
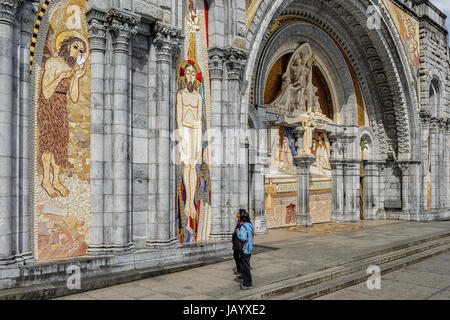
[316,251,450,300]
[55,220,450,300]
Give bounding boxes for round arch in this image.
[242,0,420,160]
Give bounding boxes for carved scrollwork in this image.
[224,47,248,81]
[153,21,183,64]
[208,48,224,80]
[87,10,108,52]
[107,9,141,54]
[0,0,19,25]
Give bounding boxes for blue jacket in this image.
[237,222,254,255]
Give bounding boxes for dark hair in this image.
[239,209,251,223]
[59,36,86,67]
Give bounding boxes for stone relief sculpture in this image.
[269,43,334,156]
[270,43,330,121]
[176,60,203,222]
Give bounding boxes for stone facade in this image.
[0,0,448,290]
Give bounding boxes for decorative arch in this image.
[429,78,441,117]
[242,0,420,160]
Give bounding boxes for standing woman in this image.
[231,210,245,277]
[236,209,254,290]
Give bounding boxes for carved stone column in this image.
[419,110,431,214]
[87,8,108,255]
[446,119,450,212]
[147,21,181,247]
[253,135,268,235]
[294,155,316,227]
[0,0,19,265]
[343,160,360,222]
[224,47,247,235]
[429,117,439,213]
[438,119,446,212]
[208,48,225,240]
[398,161,411,220]
[107,8,140,253]
[330,160,344,222]
[363,161,383,220]
[376,162,387,219]
[12,0,37,264]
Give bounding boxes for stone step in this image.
[234,234,450,300]
[280,242,450,300]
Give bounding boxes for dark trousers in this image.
[240,253,252,287]
[233,250,242,273]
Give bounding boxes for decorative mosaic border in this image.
[30,0,53,72]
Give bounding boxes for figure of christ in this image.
[38,33,88,198]
[176,63,203,221]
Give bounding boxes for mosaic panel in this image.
[176,0,212,244]
[32,0,91,260]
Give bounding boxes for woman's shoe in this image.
[240,284,253,290]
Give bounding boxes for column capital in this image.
[397,161,410,173]
[208,47,224,80]
[224,46,248,80]
[0,0,19,25]
[419,109,432,125]
[18,0,37,33]
[429,116,440,131]
[87,9,108,53]
[294,155,316,170]
[153,21,183,63]
[107,8,141,54]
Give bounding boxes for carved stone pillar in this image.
[376,162,387,219]
[330,160,344,222]
[208,48,225,240]
[429,117,439,213]
[0,0,19,265]
[398,161,411,220]
[87,9,107,255]
[224,47,247,235]
[107,8,140,253]
[362,161,377,220]
[419,110,431,214]
[254,135,268,235]
[147,21,181,247]
[343,160,360,222]
[438,119,446,212]
[294,155,316,227]
[12,0,37,264]
[446,119,450,212]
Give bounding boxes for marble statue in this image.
[302,117,317,156]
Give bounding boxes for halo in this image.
[179,59,202,89]
[55,30,89,54]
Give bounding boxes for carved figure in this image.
[302,118,317,155]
